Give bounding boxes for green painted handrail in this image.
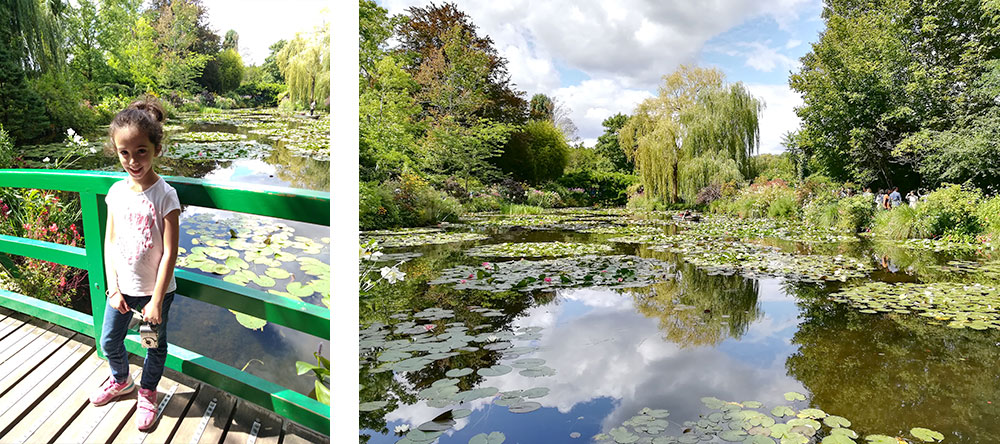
[0,169,330,434]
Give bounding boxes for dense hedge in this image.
[557,171,638,206]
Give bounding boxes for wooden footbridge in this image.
[0,170,331,443]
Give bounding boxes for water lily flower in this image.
[482,262,493,270]
[459,279,466,284]
[43,157,50,163]
[380,266,405,284]
[468,273,475,279]
[394,424,410,434]
[617,278,624,282]
[89,147,96,154]
[544,277,552,283]
[423,324,435,331]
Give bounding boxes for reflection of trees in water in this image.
[629,248,762,347]
[786,283,1000,442]
[266,143,329,191]
[359,244,557,441]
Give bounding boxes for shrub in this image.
[390,174,463,227]
[436,176,468,201]
[498,178,526,204]
[359,181,400,230]
[915,184,983,237]
[525,188,563,208]
[0,188,87,309]
[836,194,875,233]
[977,195,1000,236]
[235,82,285,108]
[719,179,796,219]
[695,184,722,206]
[557,171,638,206]
[873,205,931,240]
[94,94,136,122]
[767,193,800,219]
[803,195,839,228]
[465,193,502,212]
[30,71,99,140]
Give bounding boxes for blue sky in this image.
[379,0,828,154]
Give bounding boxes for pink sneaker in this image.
[89,375,134,406]
[136,388,158,430]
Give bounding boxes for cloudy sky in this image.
[377,0,827,154]
[199,0,328,65]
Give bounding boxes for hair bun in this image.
[128,99,165,123]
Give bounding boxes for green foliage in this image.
[752,153,797,182]
[464,192,502,212]
[216,48,244,93]
[360,55,421,183]
[712,179,797,219]
[677,153,743,203]
[873,205,931,240]
[836,194,875,233]
[0,44,49,143]
[622,66,761,203]
[360,174,464,230]
[277,25,329,109]
[295,350,330,406]
[422,117,515,189]
[594,113,634,173]
[360,181,401,230]
[767,193,800,220]
[977,195,1000,237]
[557,171,637,206]
[500,204,544,215]
[497,120,569,184]
[803,196,840,229]
[262,39,286,84]
[0,124,14,168]
[915,184,983,237]
[528,93,554,121]
[525,189,562,208]
[564,144,614,175]
[234,82,284,108]
[29,71,100,139]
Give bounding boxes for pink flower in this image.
[482,262,493,270]
[544,277,552,283]
[468,273,475,279]
[460,279,467,284]
[49,224,58,232]
[600,270,607,273]
[423,324,435,331]
[617,278,624,282]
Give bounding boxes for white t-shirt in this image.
[106,177,181,295]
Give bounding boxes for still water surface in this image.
[360,218,1000,443]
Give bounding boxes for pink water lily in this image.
[544,277,552,283]
[468,273,475,279]
[460,279,466,284]
[482,262,493,270]
[617,278,623,282]
[423,324,435,331]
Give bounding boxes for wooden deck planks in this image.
[221,398,282,444]
[52,364,142,444]
[0,334,92,436]
[0,325,70,395]
[0,322,50,366]
[171,383,237,444]
[1,352,107,443]
[115,377,199,444]
[0,311,328,443]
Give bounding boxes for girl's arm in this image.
[144,209,180,324]
[105,211,129,314]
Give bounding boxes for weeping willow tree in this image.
[277,23,330,110]
[621,66,763,203]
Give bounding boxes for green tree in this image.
[277,25,330,109]
[360,56,422,182]
[398,2,526,124]
[261,39,286,84]
[360,0,402,83]
[621,65,761,203]
[217,48,243,93]
[594,113,634,173]
[529,93,554,121]
[496,120,569,184]
[423,116,515,190]
[222,29,238,51]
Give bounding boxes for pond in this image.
[20,108,330,398]
[359,210,1000,444]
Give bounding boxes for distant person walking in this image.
[881,190,891,210]
[906,190,918,208]
[889,187,901,208]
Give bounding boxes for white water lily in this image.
[43,157,50,163]
[380,266,405,284]
[89,147,96,154]
[394,424,410,434]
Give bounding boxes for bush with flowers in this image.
[0,125,88,309]
[711,178,798,219]
[525,188,563,208]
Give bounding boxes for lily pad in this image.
[910,428,944,442]
[445,368,474,378]
[466,241,614,258]
[359,400,388,412]
[469,432,506,444]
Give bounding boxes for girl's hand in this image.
[109,291,129,314]
[143,303,162,325]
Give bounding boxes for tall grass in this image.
[873,206,931,240]
[500,204,544,215]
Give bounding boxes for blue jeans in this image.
[100,292,174,390]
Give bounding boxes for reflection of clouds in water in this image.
[203,159,288,188]
[741,279,801,345]
[382,284,805,436]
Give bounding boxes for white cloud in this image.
[745,83,803,154]
[381,0,815,90]
[201,0,328,65]
[785,39,803,49]
[553,79,654,146]
[741,42,799,72]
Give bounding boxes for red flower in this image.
[49,224,58,232]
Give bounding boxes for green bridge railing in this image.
[0,169,330,434]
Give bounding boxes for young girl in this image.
[88,98,181,432]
